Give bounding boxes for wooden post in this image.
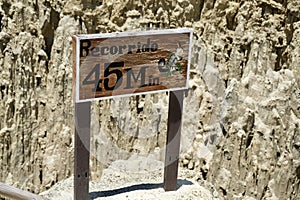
[0,182,47,200]
[74,102,91,200]
[163,90,184,191]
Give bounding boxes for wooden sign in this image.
[72,29,193,199]
[73,29,192,102]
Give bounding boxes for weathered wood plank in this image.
[0,182,47,200]
[73,29,192,102]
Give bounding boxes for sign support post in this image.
[74,102,91,200]
[163,90,184,191]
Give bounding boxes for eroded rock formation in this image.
[0,0,299,199]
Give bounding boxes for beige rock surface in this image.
[0,0,299,199]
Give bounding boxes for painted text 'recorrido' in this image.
[80,38,159,57]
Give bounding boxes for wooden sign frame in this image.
[73,28,192,102]
[72,28,192,200]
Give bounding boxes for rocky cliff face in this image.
[0,0,299,199]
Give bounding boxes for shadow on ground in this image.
[89,179,193,199]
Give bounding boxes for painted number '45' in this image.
[82,62,124,92]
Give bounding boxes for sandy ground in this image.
[40,156,219,200]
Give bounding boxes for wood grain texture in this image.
[74,31,191,102]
